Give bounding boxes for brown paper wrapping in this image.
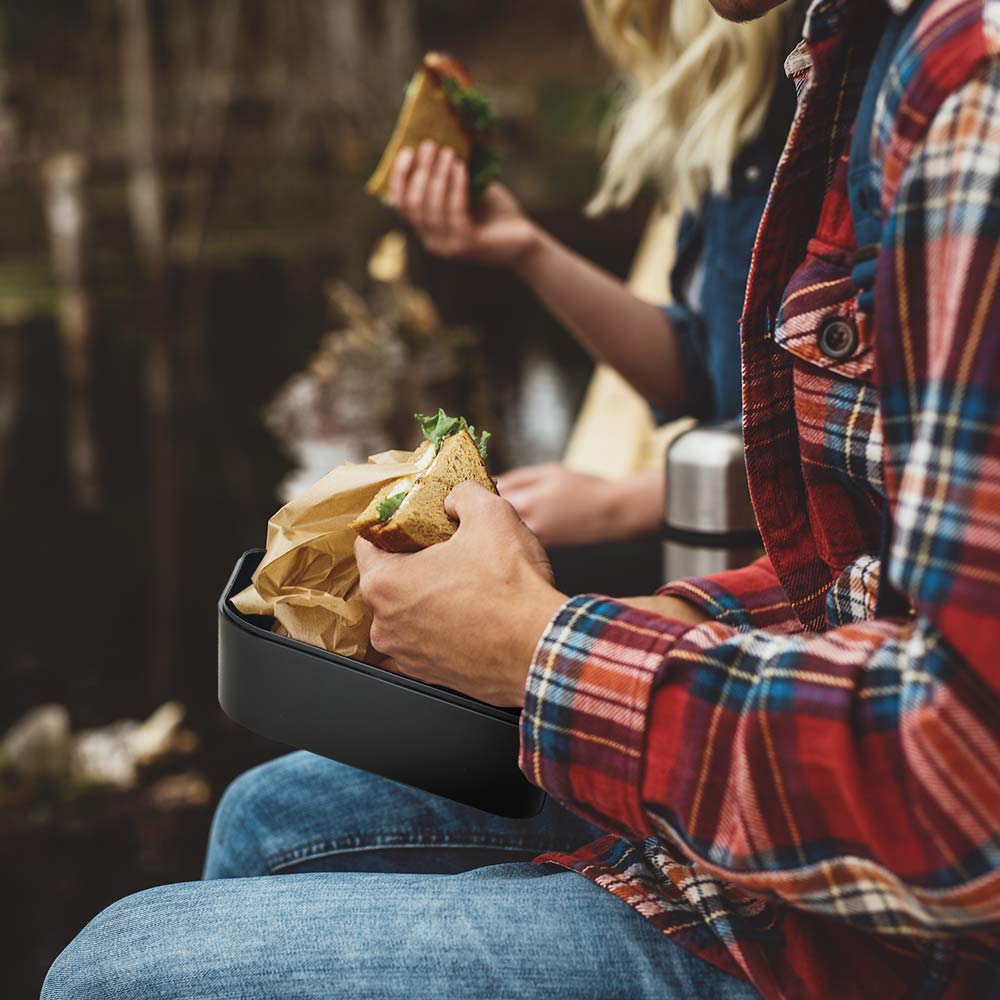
[232,448,422,658]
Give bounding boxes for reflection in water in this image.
[507,348,575,466]
[0,232,587,737]
[0,4,629,990]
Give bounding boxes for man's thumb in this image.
[444,480,503,523]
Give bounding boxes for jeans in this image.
[42,752,762,999]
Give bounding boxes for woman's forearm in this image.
[386,147,685,409]
[513,226,685,412]
[612,467,667,537]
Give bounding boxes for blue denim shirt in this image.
[660,83,795,422]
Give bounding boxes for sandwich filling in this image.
[422,54,501,197]
[375,410,491,522]
[438,78,501,196]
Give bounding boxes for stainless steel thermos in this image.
[662,420,762,580]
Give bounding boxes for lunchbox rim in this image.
[219,549,523,728]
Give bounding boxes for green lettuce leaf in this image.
[376,410,491,523]
[440,76,501,196]
[415,408,490,459]
[467,145,502,197]
[376,490,408,522]
[440,76,497,132]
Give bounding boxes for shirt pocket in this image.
[773,236,875,384]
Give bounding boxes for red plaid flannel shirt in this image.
[518,2,1000,997]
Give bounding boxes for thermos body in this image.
[662,421,762,580]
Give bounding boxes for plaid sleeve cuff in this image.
[656,555,802,634]
[518,594,693,837]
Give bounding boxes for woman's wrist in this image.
[509,221,550,281]
[609,470,666,539]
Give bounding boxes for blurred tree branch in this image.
[381,0,418,102]
[0,328,21,495]
[121,0,176,703]
[42,152,99,509]
[121,0,166,276]
[170,0,242,268]
[0,8,16,171]
[325,0,366,122]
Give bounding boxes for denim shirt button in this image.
[817,316,859,360]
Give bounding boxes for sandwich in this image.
[351,409,496,552]
[365,52,500,202]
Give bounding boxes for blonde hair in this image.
[583,0,789,214]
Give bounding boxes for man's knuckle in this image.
[360,567,386,605]
[368,621,388,652]
[474,480,495,499]
[460,481,493,508]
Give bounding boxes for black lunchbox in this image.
[218,550,545,818]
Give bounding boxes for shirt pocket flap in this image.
[774,237,875,382]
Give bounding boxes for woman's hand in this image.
[388,141,539,269]
[354,483,565,707]
[496,465,665,548]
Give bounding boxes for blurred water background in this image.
[0,2,650,994]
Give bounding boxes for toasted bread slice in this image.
[351,430,497,552]
[365,54,472,202]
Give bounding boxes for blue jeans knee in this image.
[41,886,167,1000]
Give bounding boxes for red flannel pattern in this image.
[518,2,1000,998]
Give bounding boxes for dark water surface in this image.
[0,158,645,994]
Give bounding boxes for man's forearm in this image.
[616,592,711,624]
[520,584,1000,941]
[513,227,685,412]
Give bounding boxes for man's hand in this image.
[354,482,566,707]
[388,141,539,269]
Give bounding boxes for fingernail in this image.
[419,139,436,158]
